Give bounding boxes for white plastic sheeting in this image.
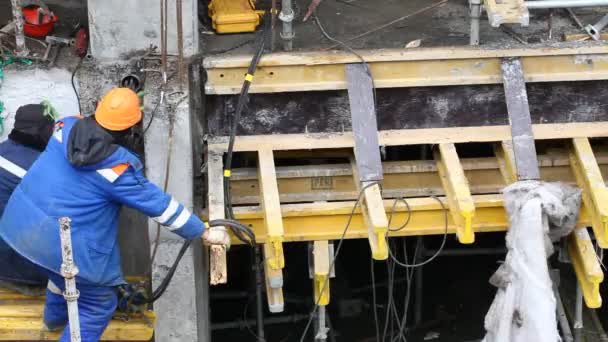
[483,181,581,342]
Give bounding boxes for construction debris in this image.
[483,181,582,342]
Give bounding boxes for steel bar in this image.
[469,0,482,45]
[552,271,574,342]
[211,314,309,330]
[279,0,294,50]
[176,0,185,90]
[59,217,81,342]
[574,283,583,342]
[10,0,27,57]
[526,0,608,8]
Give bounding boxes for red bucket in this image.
[22,6,58,38]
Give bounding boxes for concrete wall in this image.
[87,0,199,60]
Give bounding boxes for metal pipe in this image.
[59,217,81,342]
[585,14,608,41]
[176,0,185,91]
[315,306,328,341]
[414,237,424,326]
[525,0,608,9]
[573,283,583,342]
[552,277,573,342]
[422,247,507,257]
[279,0,294,51]
[469,0,482,45]
[10,0,28,57]
[588,308,608,342]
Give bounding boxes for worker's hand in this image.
[202,227,231,248]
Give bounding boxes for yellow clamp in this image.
[204,222,210,228]
[245,73,254,82]
[224,169,232,177]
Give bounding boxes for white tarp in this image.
[483,181,581,342]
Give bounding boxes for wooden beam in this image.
[313,240,331,306]
[568,228,604,308]
[207,122,608,153]
[203,45,608,94]
[434,143,476,244]
[494,141,518,185]
[258,149,285,270]
[350,157,388,260]
[207,151,228,285]
[570,137,608,248]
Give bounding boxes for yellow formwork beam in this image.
[203,45,608,94]
[494,141,517,185]
[263,244,285,313]
[258,149,286,270]
[568,228,604,308]
[350,157,389,260]
[434,143,476,244]
[313,240,331,306]
[570,138,608,248]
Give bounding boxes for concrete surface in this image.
[87,0,199,60]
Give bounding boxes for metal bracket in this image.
[568,228,604,308]
[346,63,383,183]
[501,57,540,181]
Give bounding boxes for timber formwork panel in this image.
[203,45,608,310]
[0,289,155,341]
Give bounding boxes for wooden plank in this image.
[207,122,608,153]
[350,157,388,260]
[568,228,604,308]
[258,149,285,270]
[570,137,608,248]
[484,0,528,27]
[313,240,331,306]
[203,44,608,68]
[263,244,284,313]
[564,33,608,41]
[494,141,518,185]
[207,151,228,285]
[0,313,155,341]
[434,143,476,244]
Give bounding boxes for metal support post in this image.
[59,217,81,342]
[469,0,482,45]
[315,305,328,342]
[279,0,294,50]
[574,283,584,342]
[551,270,573,342]
[585,14,608,41]
[10,0,28,57]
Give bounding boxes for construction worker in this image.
[0,103,55,293]
[0,88,229,341]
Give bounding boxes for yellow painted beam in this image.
[0,313,155,341]
[568,228,604,308]
[494,141,517,185]
[221,194,594,243]
[313,240,331,306]
[570,138,608,248]
[350,158,389,260]
[434,143,476,244]
[214,194,594,243]
[207,151,228,285]
[203,45,608,94]
[258,149,285,270]
[264,244,285,313]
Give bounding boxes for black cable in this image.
[371,257,381,342]
[298,181,379,342]
[386,196,449,269]
[145,218,256,303]
[388,197,411,232]
[71,57,84,115]
[224,15,271,220]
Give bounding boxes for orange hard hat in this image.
[95,88,142,131]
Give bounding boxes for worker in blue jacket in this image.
[0,88,229,341]
[0,103,55,293]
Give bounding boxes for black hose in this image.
[254,245,266,341]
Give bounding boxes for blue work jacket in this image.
[0,116,205,286]
[0,139,41,212]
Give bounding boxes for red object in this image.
[22,6,57,38]
[74,27,89,57]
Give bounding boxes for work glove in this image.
[202,227,231,248]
